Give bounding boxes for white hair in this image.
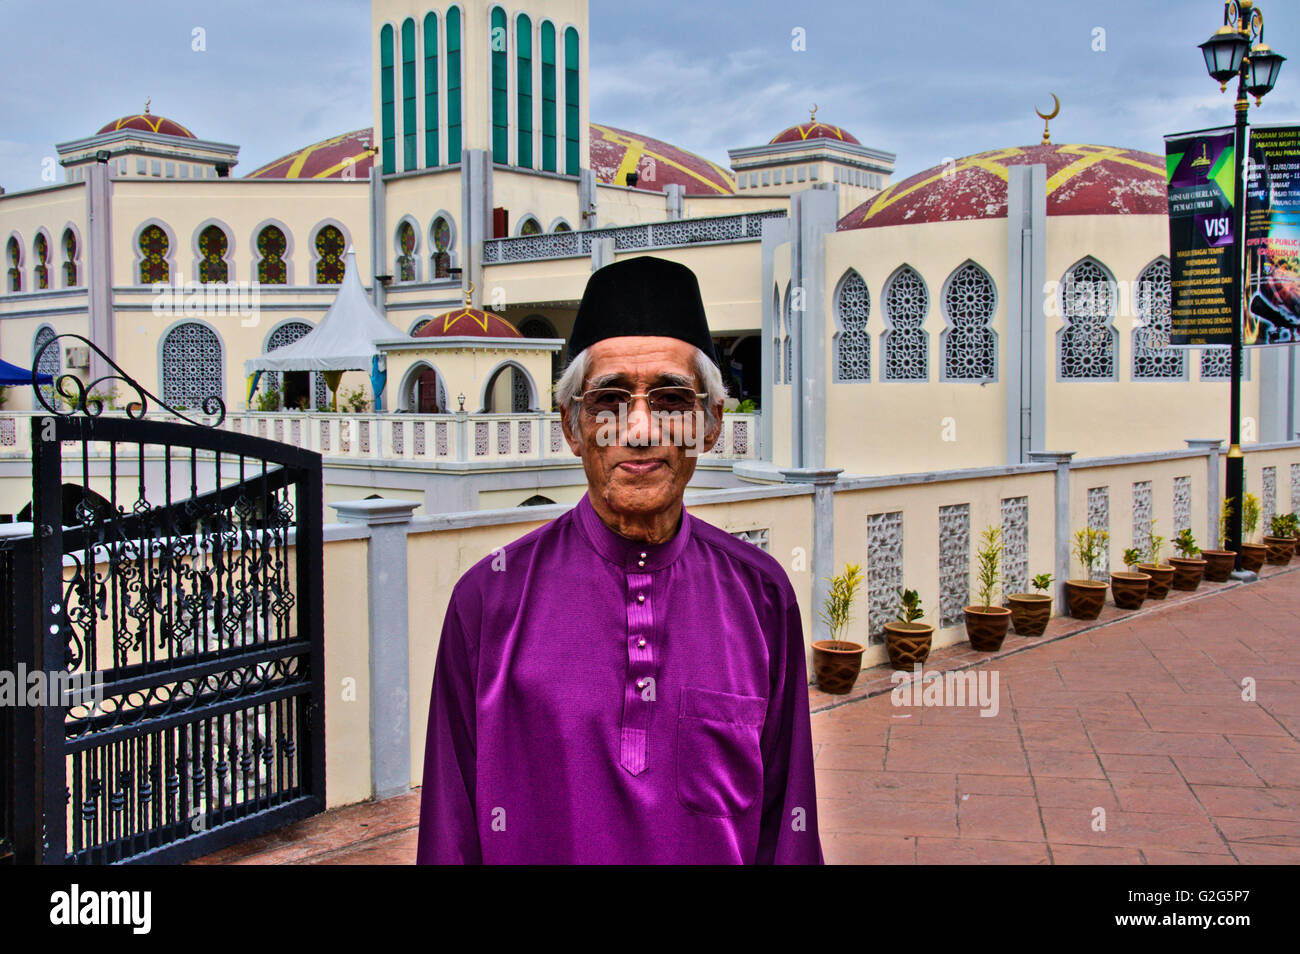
[555,344,726,437]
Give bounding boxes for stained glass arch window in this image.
[1058,257,1118,380]
[62,228,79,287]
[941,260,997,381]
[256,224,288,284]
[834,269,871,382]
[8,235,23,292]
[138,222,171,284]
[160,321,223,410]
[517,216,542,236]
[882,265,929,381]
[1132,257,1184,380]
[396,218,419,282]
[313,224,346,284]
[197,224,231,284]
[430,214,454,278]
[33,232,49,290]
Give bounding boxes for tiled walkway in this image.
[194,565,1300,864]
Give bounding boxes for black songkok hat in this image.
[569,256,718,366]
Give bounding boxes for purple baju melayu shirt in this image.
[416,492,823,864]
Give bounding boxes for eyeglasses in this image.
[574,386,706,415]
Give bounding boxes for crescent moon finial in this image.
[1034,93,1060,144]
[810,102,818,123]
[465,279,474,308]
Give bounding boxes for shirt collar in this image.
[574,492,693,572]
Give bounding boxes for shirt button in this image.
[638,638,646,648]
[638,560,645,567]
[639,551,647,558]
[636,679,646,688]
[637,593,645,603]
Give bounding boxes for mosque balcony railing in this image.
[481,210,787,264]
[0,409,759,467]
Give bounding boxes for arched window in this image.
[516,13,533,168]
[33,325,60,403]
[198,225,229,283]
[540,21,556,172]
[139,224,169,284]
[423,12,440,167]
[160,322,223,409]
[32,233,49,290]
[7,236,22,292]
[314,225,345,284]
[402,361,447,412]
[1058,257,1117,380]
[882,265,929,380]
[834,269,870,382]
[396,219,417,281]
[380,23,396,174]
[431,215,453,277]
[564,28,579,175]
[490,6,508,164]
[771,283,781,385]
[942,261,997,380]
[256,225,288,284]
[1132,258,1183,380]
[519,495,556,507]
[520,315,560,381]
[446,6,462,164]
[401,18,417,171]
[62,228,79,287]
[782,282,792,383]
[552,220,571,232]
[518,216,542,236]
[485,363,533,412]
[263,321,326,409]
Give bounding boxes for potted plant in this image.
[1006,572,1053,637]
[1111,547,1151,610]
[812,562,866,694]
[1240,493,1268,573]
[964,525,1013,652]
[1169,528,1208,590]
[1067,527,1111,619]
[883,588,934,671]
[1136,517,1175,600]
[1200,498,1238,582]
[1263,512,1296,566]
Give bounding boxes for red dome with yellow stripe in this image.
[590,123,734,195]
[413,307,522,339]
[769,121,859,145]
[838,143,1167,230]
[245,128,377,180]
[97,113,194,138]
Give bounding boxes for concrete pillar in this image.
[665,184,685,220]
[591,236,614,272]
[1005,164,1047,464]
[85,159,115,382]
[760,216,790,465]
[1028,451,1075,611]
[779,467,842,644]
[578,168,598,229]
[789,187,838,471]
[1186,439,1223,547]
[331,498,421,800]
[369,165,387,309]
[461,148,492,309]
[1259,346,1287,443]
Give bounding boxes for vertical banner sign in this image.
[1165,127,1237,347]
[1244,123,1300,345]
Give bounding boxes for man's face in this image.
[562,336,723,530]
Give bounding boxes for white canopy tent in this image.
[244,248,405,409]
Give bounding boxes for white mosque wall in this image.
[489,167,584,236]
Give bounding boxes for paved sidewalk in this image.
[193,565,1300,865]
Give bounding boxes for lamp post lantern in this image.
[1198,0,1285,573]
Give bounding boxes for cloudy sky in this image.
[2,0,1298,192]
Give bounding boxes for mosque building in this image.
[2,0,1296,516]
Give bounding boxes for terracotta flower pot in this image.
[1006,593,1052,637]
[1168,556,1207,591]
[1240,543,1268,573]
[1136,563,1174,600]
[1200,549,1237,582]
[964,605,1012,652]
[1110,571,1151,609]
[1262,536,1294,566]
[1065,579,1108,619]
[812,640,865,695]
[882,622,934,671]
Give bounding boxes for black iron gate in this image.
[5,338,325,864]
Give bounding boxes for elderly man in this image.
[416,255,822,864]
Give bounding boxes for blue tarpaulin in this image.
[0,357,54,385]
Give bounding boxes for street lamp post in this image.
[1198,0,1285,572]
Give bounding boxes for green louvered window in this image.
[423,13,439,167]
[380,24,395,174]
[490,7,508,164]
[447,6,462,163]
[540,21,556,172]
[401,18,417,171]
[564,28,579,175]
[516,14,533,168]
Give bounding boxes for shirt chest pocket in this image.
[675,686,767,817]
